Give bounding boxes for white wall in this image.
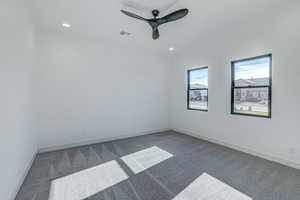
[170,6,300,167]
[0,1,37,199]
[34,33,170,150]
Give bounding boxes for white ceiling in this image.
[30,0,299,54]
[120,0,179,13]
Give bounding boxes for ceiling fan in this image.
[121,8,189,40]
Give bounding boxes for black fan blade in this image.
[152,29,160,40]
[158,9,189,25]
[121,10,147,21]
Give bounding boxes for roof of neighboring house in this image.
[190,83,208,89]
[235,78,269,86]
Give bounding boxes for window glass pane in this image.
[189,90,208,110]
[189,68,208,89]
[233,87,269,116]
[234,56,270,87]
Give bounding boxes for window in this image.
[187,67,208,111]
[231,54,272,118]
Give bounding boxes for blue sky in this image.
[190,68,208,86]
[189,57,270,85]
[235,57,270,80]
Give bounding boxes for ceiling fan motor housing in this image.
[152,10,160,18]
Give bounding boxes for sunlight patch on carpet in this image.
[49,160,128,200]
[121,146,173,174]
[172,173,252,200]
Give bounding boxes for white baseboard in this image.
[173,128,300,170]
[38,128,171,153]
[12,151,37,200]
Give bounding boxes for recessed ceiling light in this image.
[169,47,175,51]
[62,23,71,28]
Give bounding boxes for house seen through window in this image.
[187,67,208,111]
[231,54,272,118]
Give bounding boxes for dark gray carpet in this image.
[16,131,300,200]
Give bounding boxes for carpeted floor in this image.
[16,131,300,200]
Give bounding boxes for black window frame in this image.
[187,66,209,112]
[231,54,272,118]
